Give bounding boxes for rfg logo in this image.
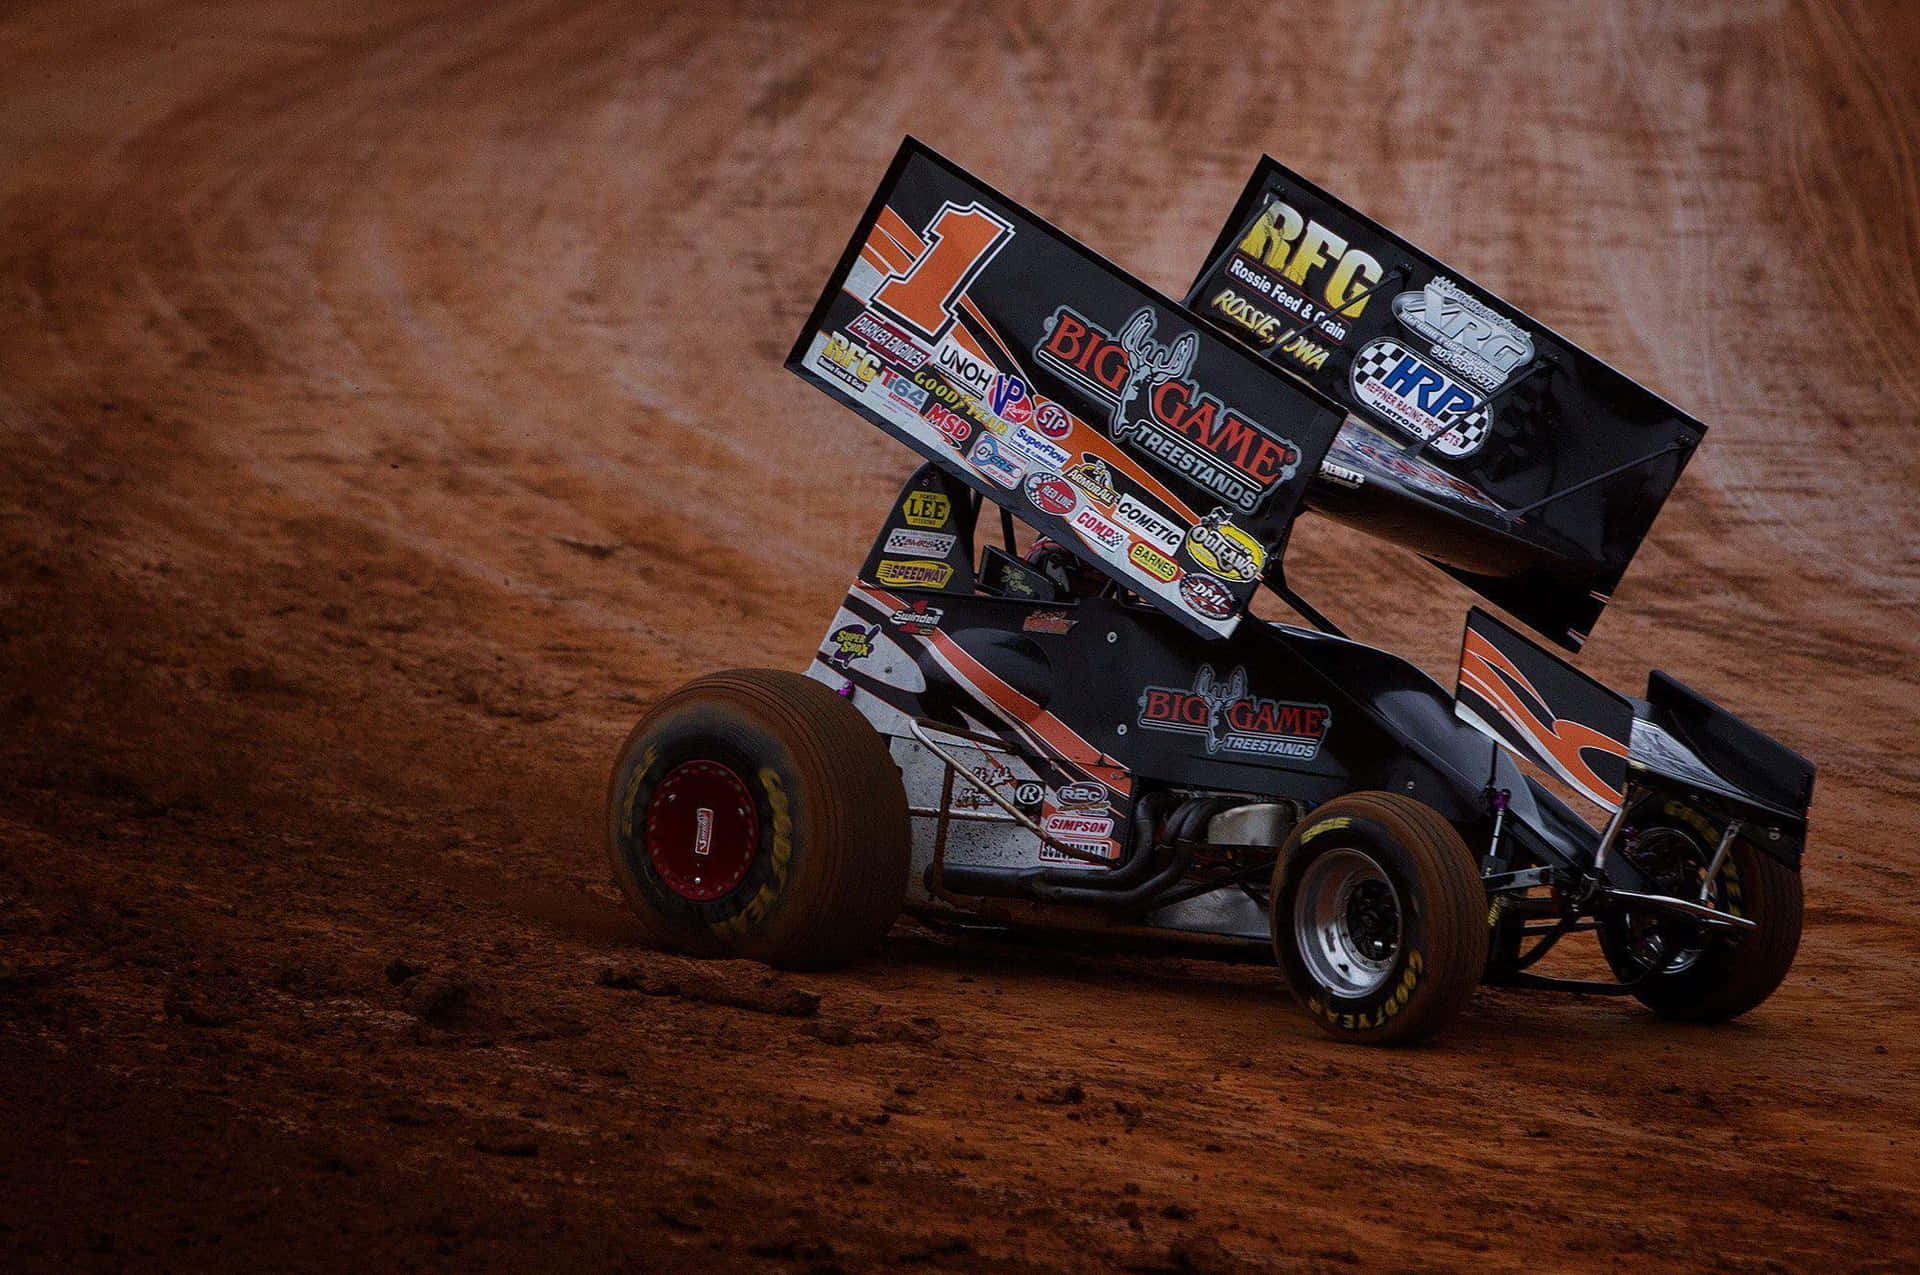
[935,342,994,397]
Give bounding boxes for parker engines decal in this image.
[787,139,1346,640]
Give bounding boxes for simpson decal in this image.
[1137,665,1330,759]
[1349,338,1492,457]
[1035,305,1303,513]
[875,558,956,589]
[1183,509,1265,583]
[1043,811,1115,841]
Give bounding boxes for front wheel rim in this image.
[1293,847,1403,998]
[644,760,760,902]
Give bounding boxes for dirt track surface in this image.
[4,1,1918,1269]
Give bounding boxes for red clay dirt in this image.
[3,2,1918,1270]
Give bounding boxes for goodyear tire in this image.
[1269,792,1488,1046]
[1597,797,1803,1023]
[605,669,910,967]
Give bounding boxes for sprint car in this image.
[607,140,1813,1045]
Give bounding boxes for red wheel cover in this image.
[644,761,759,902]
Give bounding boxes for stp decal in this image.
[1137,665,1330,760]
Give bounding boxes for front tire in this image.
[1269,792,1488,1046]
[1597,797,1803,1023]
[606,669,910,967]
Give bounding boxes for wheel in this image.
[1269,792,1488,1046]
[605,669,910,967]
[1597,796,1803,1022]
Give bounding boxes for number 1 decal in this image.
[872,201,1014,342]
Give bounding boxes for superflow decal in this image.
[1034,305,1302,513]
[1137,665,1330,760]
[1456,627,1627,809]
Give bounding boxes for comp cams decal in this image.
[1137,665,1330,760]
[1035,305,1303,514]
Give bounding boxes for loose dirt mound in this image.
[3,1,1917,1269]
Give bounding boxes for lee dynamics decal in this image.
[1137,665,1330,759]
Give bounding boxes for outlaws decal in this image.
[884,527,958,557]
[1035,306,1303,513]
[1137,665,1330,760]
[1183,508,1265,583]
[1349,338,1492,457]
[1391,277,1532,394]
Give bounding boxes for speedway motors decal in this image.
[787,139,1346,639]
[1185,158,1706,651]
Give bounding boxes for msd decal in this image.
[1137,665,1330,760]
[1035,305,1302,513]
[924,403,973,448]
[1349,338,1492,457]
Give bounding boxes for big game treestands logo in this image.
[1137,665,1330,759]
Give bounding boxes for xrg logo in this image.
[1137,665,1329,760]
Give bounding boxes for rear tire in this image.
[606,669,910,967]
[1269,792,1488,1046]
[1597,797,1803,1023]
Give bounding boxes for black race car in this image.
[607,140,1812,1045]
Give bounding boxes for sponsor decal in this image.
[1391,277,1533,393]
[1183,508,1265,583]
[1128,541,1179,583]
[1137,664,1331,759]
[924,402,973,448]
[1024,472,1078,516]
[989,373,1035,427]
[1064,455,1118,506]
[884,527,958,557]
[1207,286,1289,346]
[1044,811,1115,841]
[1329,424,1503,512]
[933,339,996,397]
[826,623,878,671]
[1014,781,1046,807]
[1032,400,1073,439]
[880,366,929,413]
[1231,197,1384,347]
[912,366,997,430]
[848,310,931,371]
[815,332,882,392]
[1113,493,1182,553]
[875,558,956,589]
[886,599,944,634]
[1022,608,1076,636]
[952,751,1020,811]
[693,807,713,855]
[1035,305,1302,513]
[1055,782,1107,808]
[995,566,1043,598]
[1071,504,1127,552]
[1321,459,1367,489]
[1007,425,1070,472]
[1349,338,1492,457]
[901,490,952,529]
[968,432,1026,487]
[1179,573,1235,619]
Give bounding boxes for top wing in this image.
[788,139,1347,640]
[1187,159,1704,651]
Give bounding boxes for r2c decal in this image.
[872,202,1015,343]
